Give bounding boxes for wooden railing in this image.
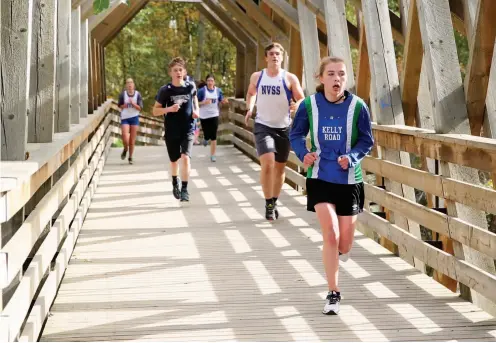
[227,98,496,311]
[0,100,116,341]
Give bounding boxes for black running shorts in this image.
[165,134,194,162]
[306,178,365,216]
[253,122,290,163]
[200,117,219,141]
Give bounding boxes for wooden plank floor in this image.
[41,145,496,342]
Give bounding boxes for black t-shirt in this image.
[155,81,197,138]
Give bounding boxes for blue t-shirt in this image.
[155,81,197,138]
[289,91,374,184]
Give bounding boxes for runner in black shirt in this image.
[152,57,199,202]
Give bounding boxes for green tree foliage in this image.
[104,1,236,114]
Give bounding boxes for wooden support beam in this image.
[28,0,56,144]
[196,3,245,49]
[362,0,423,269]
[400,0,423,127]
[296,0,320,94]
[81,19,89,118]
[235,0,289,48]
[416,0,496,315]
[56,0,72,132]
[71,6,81,124]
[236,49,246,98]
[1,0,33,161]
[91,38,98,109]
[323,0,356,91]
[355,14,370,104]
[100,0,149,46]
[203,0,257,95]
[463,0,496,135]
[88,38,94,112]
[218,0,271,45]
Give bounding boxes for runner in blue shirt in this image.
[290,56,374,315]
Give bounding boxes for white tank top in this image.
[121,91,140,120]
[199,86,220,119]
[255,69,292,128]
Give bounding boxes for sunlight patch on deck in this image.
[388,303,442,334]
[262,229,290,248]
[224,230,252,253]
[243,261,281,295]
[288,260,326,286]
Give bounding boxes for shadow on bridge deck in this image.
[40,146,496,342]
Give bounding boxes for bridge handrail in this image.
[228,98,496,307]
[0,101,115,341]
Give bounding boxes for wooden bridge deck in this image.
[40,145,496,342]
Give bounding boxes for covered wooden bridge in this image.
[1,0,496,341]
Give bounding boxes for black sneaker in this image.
[323,291,341,315]
[121,149,127,160]
[173,180,181,200]
[128,157,133,165]
[180,189,189,202]
[274,201,279,219]
[265,203,275,221]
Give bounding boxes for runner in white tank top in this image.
[198,74,229,162]
[255,68,292,129]
[244,43,305,221]
[117,78,143,164]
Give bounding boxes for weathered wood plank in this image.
[56,0,71,132]
[360,210,496,304]
[71,6,81,124]
[416,0,496,315]
[370,126,496,172]
[80,19,89,118]
[235,0,289,49]
[355,13,370,103]
[1,0,33,160]
[296,1,320,94]
[464,0,496,135]
[28,0,57,144]
[323,0,355,91]
[361,0,423,268]
[400,0,423,127]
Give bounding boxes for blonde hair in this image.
[315,56,346,93]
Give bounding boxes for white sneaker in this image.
[339,252,349,262]
[323,291,341,315]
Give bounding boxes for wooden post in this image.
[92,39,99,108]
[1,0,33,161]
[463,0,496,135]
[80,18,89,117]
[56,0,71,132]
[417,0,496,315]
[100,44,106,101]
[236,49,246,98]
[71,6,81,124]
[323,0,356,91]
[361,0,424,269]
[296,0,320,94]
[355,14,370,103]
[28,0,56,144]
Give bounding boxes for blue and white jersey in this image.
[198,86,224,119]
[290,91,374,185]
[255,68,292,129]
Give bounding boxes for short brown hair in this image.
[169,57,185,69]
[315,56,346,93]
[264,42,284,56]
